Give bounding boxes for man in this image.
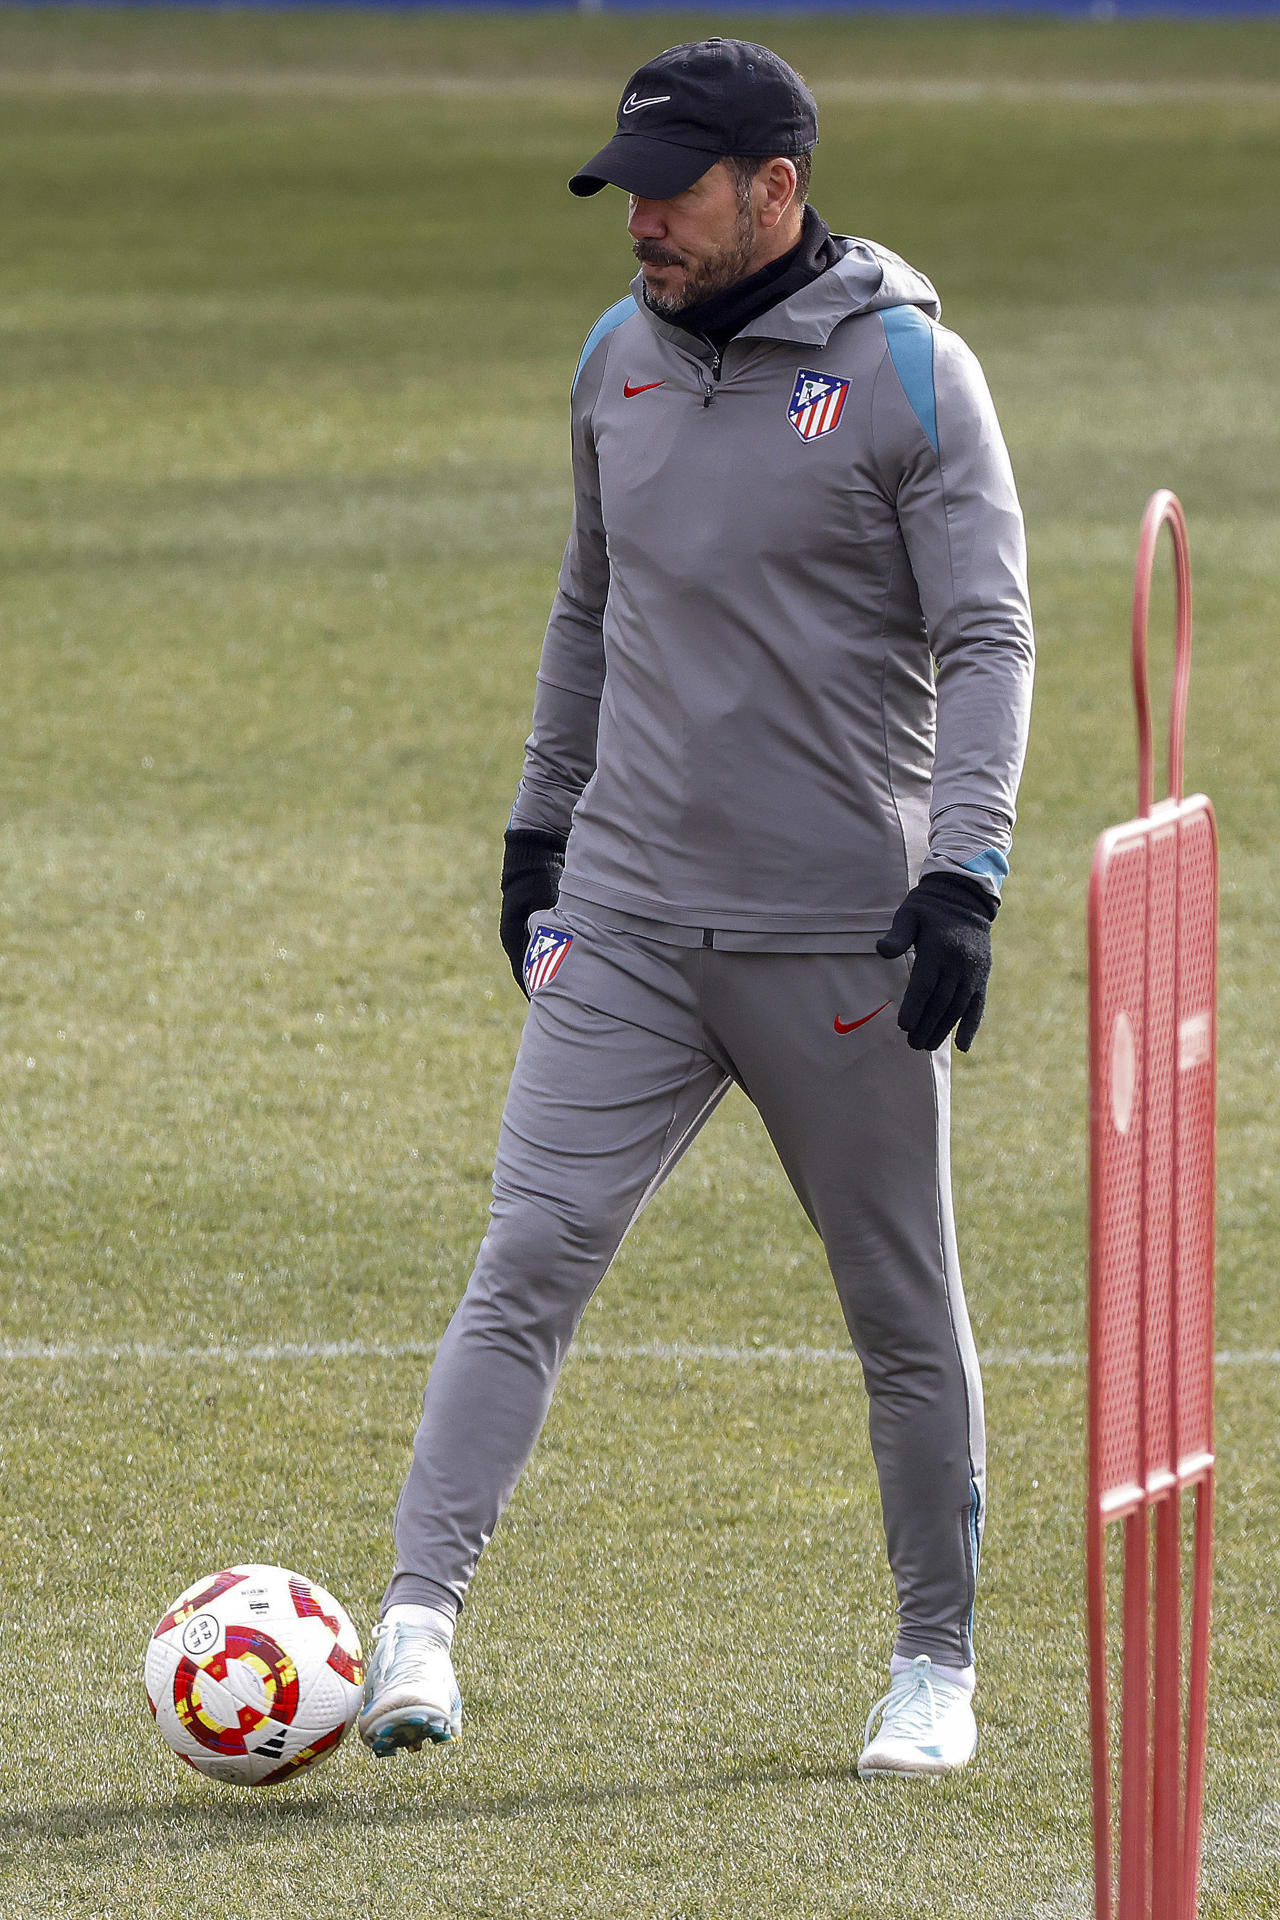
[360,38,1033,1778]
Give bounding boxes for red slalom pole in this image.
[1087,491,1216,1920]
[1182,1478,1215,1917]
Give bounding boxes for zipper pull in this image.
[700,342,722,407]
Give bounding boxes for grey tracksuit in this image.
[386,236,1033,1670]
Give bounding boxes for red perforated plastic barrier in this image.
[1087,492,1216,1920]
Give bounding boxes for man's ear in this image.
[756,157,800,232]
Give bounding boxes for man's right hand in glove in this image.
[499,828,568,993]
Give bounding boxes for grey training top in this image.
[509,236,1035,949]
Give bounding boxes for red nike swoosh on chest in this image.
[834,1002,892,1035]
[623,380,666,397]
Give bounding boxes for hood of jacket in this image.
[632,235,941,356]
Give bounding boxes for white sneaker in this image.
[857,1655,977,1778]
[358,1620,463,1756]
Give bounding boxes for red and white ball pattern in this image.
[145,1564,364,1787]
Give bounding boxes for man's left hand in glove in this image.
[875,872,998,1054]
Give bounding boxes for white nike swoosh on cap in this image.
[621,92,672,114]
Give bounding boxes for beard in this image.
[633,200,757,315]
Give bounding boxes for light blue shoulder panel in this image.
[881,304,939,454]
[573,297,638,395]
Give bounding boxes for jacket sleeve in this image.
[507,339,612,837]
[874,317,1035,905]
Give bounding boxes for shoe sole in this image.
[857,1760,960,1779]
[362,1713,460,1757]
[857,1739,976,1781]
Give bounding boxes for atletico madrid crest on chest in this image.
[787,368,850,442]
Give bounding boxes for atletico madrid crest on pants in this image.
[787,368,850,441]
[523,925,574,993]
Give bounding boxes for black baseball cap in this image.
[569,38,818,200]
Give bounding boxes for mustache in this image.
[632,240,686,269]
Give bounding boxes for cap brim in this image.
[569,133,718,200]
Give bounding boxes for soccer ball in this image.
[144,1564,365,1787]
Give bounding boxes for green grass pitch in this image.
[0,10,1278,1915]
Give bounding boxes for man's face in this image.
[628,162,757,315]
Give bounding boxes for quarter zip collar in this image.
[649,205,841,353]
[632,231,942,362]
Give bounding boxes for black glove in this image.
[500,828,567,993]
[875,872,997,1054]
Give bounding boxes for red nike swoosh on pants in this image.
[623,380,666,397]
[833,1002,892,1034]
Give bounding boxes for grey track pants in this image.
[386,903,986,1666]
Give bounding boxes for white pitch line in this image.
[1201,1799,1280,1891]
[0,68,602,99]
[0,1337,1277,1369]
[580,1340,1085,1368]
[1032,1800,1280,1918]
[0,70,1276,107]
[1029,1873,1091,1920]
